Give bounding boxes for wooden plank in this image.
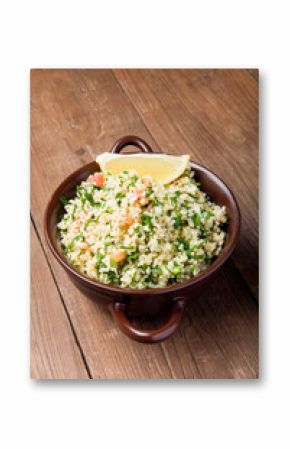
[113,69,259,299]
[247,69,259,81]
[30,221,89,379]
[31,69,258,378]
[162,261,258,379]
[30,69,173,379]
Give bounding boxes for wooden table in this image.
[30,69,259,379]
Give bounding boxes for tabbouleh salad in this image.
[57,166,227,289]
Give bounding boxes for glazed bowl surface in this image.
[45,136,240,343]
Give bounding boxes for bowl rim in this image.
[44,158,241,296]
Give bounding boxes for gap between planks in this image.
[31,69,258,378]
[31,213,93,379]
[31,212,177,379]
[112,69,258,307]
[112,69,258,300]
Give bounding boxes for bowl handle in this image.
[109,298,186,344]
[110,135,153,154]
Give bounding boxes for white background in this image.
[0,0,289,447]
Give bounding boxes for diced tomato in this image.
[131,194,140,205]
[131,186,145,205]
[119,214,134,229]
[88,173,105,186]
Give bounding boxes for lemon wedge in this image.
[96,153,190,184]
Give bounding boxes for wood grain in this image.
[247,69,259,81]
[30,69,259,379]
[114,69,259,299]
[30,221,89,379]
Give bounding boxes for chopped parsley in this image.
[59,195,69,206]
[141,213,153,229]
[172,211,182,229]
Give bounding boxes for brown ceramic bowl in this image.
[45,136,240,344]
